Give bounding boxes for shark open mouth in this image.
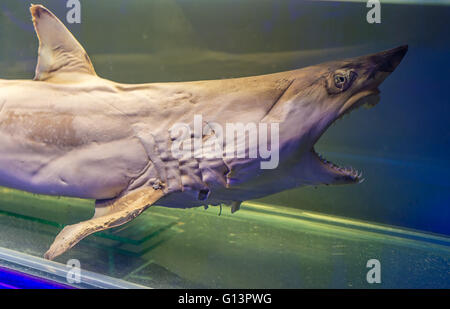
[312,89,381,184]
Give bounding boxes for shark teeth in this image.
[313,148,362,182]
[337,166,361,179]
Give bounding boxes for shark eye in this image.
[334,74,347,89]
[327,70,357,94]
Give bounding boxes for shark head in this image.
[275,45,408,186]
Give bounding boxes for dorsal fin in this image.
[30,4,96,81]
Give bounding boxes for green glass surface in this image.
[0,187,448,288]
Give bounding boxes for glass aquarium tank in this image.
[0,0,449,288]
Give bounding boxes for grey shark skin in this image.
[0,5,407,260]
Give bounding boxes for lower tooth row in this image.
[343,168,363,179]
[320,157,362,180]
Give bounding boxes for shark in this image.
[0,5,407,260]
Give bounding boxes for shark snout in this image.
[373,45,408,73]
[309,45,408,186]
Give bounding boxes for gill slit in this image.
[261,79,295,120]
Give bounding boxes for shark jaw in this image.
[311,90,381,184]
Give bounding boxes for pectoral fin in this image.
[30,4,96,81]
[44,187,165,260]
